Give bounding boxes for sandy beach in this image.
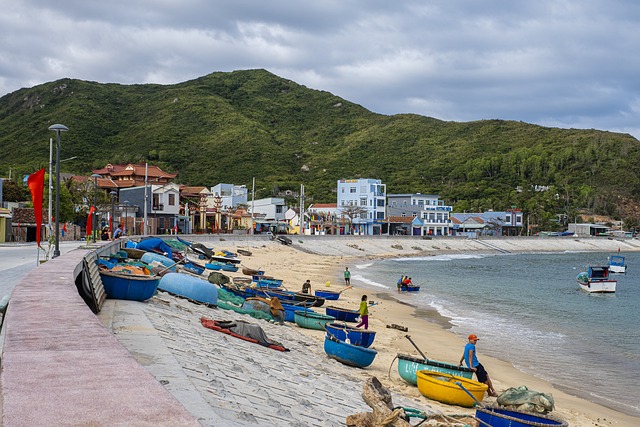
[213,235,640,427]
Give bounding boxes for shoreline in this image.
[218,235,640,426]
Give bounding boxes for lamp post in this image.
[109,191,117,238]
[123,201,130,236]
[48,124,68,258]
[91,174,101,242]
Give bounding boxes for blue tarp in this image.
[136,237,174,259]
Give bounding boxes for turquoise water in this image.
[351,251,640,417]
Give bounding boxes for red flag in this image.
[87,206,96,239]
[27,168,46,247]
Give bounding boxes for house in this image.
[450,210,523,236]
[306,203,339,235]
[119,183,181,234]
[92,163,176,189]
[249,197,288,234]
[337,179,386,235]
[568,223,610,237]
[387,193,452,236]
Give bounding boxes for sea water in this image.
[351,250,640,417]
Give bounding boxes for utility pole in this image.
[143,162,148,235]
[250,177,255,234]
[48,138,53,235]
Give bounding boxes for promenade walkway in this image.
[0,244,199,426]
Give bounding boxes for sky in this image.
[2,1,640,139]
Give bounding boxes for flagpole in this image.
[48,137,53,236]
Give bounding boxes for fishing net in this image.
[496,385,555,414]
[216,289,282,323]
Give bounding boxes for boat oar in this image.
[454,382,495,427]
[338,285,353,294]
[404,334,428,361]
[156,258,186,275]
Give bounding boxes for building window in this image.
[350,187,356,193]
[153,194,160,210]
[276,206,283,214]
[168,193,176,206]
[360,198,367,206]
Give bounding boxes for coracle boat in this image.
[416,371,487,407]
[158,272,218,306]
[314,289,341,301]
[325,322,376,348]
[99,268,160,301]
[281,304,314,322]
[400,284,420,292]
[323,333,377,368]
[140,252,176,272]
[294,310,335,330]
[325,305,360,322]
[576,265,616,293]
[236,249,252,257]
[475,406,568,427]
[397,353,473,386]
[205,261,238,272]
[263,289,325,307]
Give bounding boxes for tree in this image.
[339,204,368,233]
[2,179,28,202]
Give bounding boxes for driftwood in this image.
[346,377,411,427]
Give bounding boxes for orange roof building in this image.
[92,163,176,189]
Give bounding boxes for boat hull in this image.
[294,310,335,330]
[325,305,360,322]
[401,285,420,292]
[158,272,218,305]
[475,407,568,427]
[325,322,376,348]
[323,334,377,368]
[416,370,487,407]
[577,280,616,293]
[282,304,314,322]
[314,290,340,300]
[99,271,160,301]
[397,353,473,385]
[141,252,176,271]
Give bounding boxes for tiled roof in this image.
[92,163,176,179]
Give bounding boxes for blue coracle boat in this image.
[475,407,568,427]
[325,322,376,348]
[281,304,314,322]
[325,306,360,322]
[323,334,377,368]
[314,289,341,300]
[99,270,160,301]
[141,252,176,272]
[158,273,218,305]
[396,353,473,386]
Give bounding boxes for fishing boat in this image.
[211,252,241,264]
[242,267,263,276]
[323,333,377,368]
[325,305,360,322]
[281,304,314,322]
[294,310,335,330]
[263,289,325,307]
[475,406,568,427]
[396,353,473,386]
[254,277,283,288]
[400,284,421,292]
[608,255,627,274]
[576,265,617,293]
[416,371,487,407]
[158,272,218,306]
[122,247,146,260]
[205,261,239,272]
[181,259,206,275]
[140,252,176,272]
[219,283,258,299]
[236,249,252,256]
[99,269,160,301]
[325,322,376,348]
[314,289,341,300]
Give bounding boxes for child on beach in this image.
[355,295,369,329]
[344,267,351,285]
[459,334,498,397]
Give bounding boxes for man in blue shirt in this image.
[459,334,498,397]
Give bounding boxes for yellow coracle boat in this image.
[416,370,487,407]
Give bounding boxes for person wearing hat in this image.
[459,334,498,397]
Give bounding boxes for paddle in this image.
[155,258,186,275]
[404,334,428,361]
[338,285,352,294]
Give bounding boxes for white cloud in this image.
[1,1,639,138]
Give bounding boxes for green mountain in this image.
[1,69,639,228]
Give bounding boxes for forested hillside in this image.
[1,69,639,229]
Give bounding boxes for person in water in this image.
[459,334,498,397]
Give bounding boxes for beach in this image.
[212,235,640,427]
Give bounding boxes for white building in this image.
[337,179,386,235]
[210,183,248,209]
[387,193,452,236]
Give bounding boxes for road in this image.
[0,241,85,298]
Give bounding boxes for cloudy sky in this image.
[2,1,640,138]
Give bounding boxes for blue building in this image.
[336,179,386,235]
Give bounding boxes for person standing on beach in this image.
[344,267,351,285]
[459,334,498,397]
[355,295,369,329]
[301,279,311,294]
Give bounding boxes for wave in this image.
[390,254,486,262]
[355,262,374,269]
[352,274,389,289]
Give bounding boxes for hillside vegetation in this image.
[1,69,639,229]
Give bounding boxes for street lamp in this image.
[91,174,101,242]
[122,201,130,236]
[48,124,68,258]
[109,191,117,237]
